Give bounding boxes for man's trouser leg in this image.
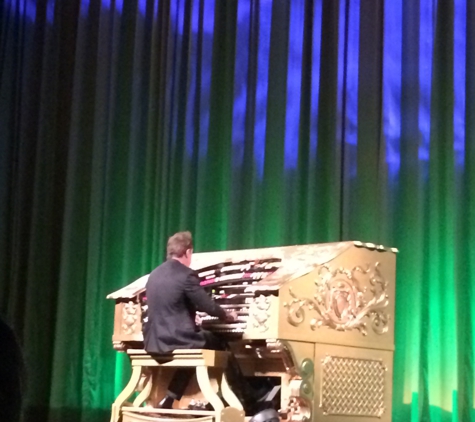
[166,368,194,400]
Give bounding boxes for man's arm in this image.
[184,273,227,320]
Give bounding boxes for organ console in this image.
[108,241,397,422]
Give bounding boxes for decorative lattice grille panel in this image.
[320,356,386,417]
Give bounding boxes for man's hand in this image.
[225,310,238,322]
[195,313,203,326]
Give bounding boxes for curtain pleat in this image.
[1,1,475,421]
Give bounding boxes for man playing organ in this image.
[144,231,280,422]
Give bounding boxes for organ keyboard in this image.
[108,241,397,422]
[197,258,281,336]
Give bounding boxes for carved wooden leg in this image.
[196,366,225,422]
[110,365,143,422]
[110,404,120,422]
[220,373,243,410]
[133,373,153,407]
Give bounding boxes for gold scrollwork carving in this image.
[122,301,139,335]
[252,295,271,332]
[284,263,389,335]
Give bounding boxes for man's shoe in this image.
[187,400,214,411]
[157,395,175,409]
[249,408,280,422]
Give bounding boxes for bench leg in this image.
[110,404,120,422]
[110,365,143,422]
[220,373,243,410]
[196,366,225,421]
[133,372,153,407]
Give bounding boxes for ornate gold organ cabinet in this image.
[108,241,397,422]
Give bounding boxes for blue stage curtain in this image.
[0,0,474,421]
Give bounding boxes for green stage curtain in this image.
[0,0,474,421]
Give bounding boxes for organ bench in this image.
[110,349,244,422]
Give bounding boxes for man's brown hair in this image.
[167,231,193,259]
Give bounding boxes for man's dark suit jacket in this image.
[144,259,227,354]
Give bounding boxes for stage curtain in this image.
[0,0,474,421]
